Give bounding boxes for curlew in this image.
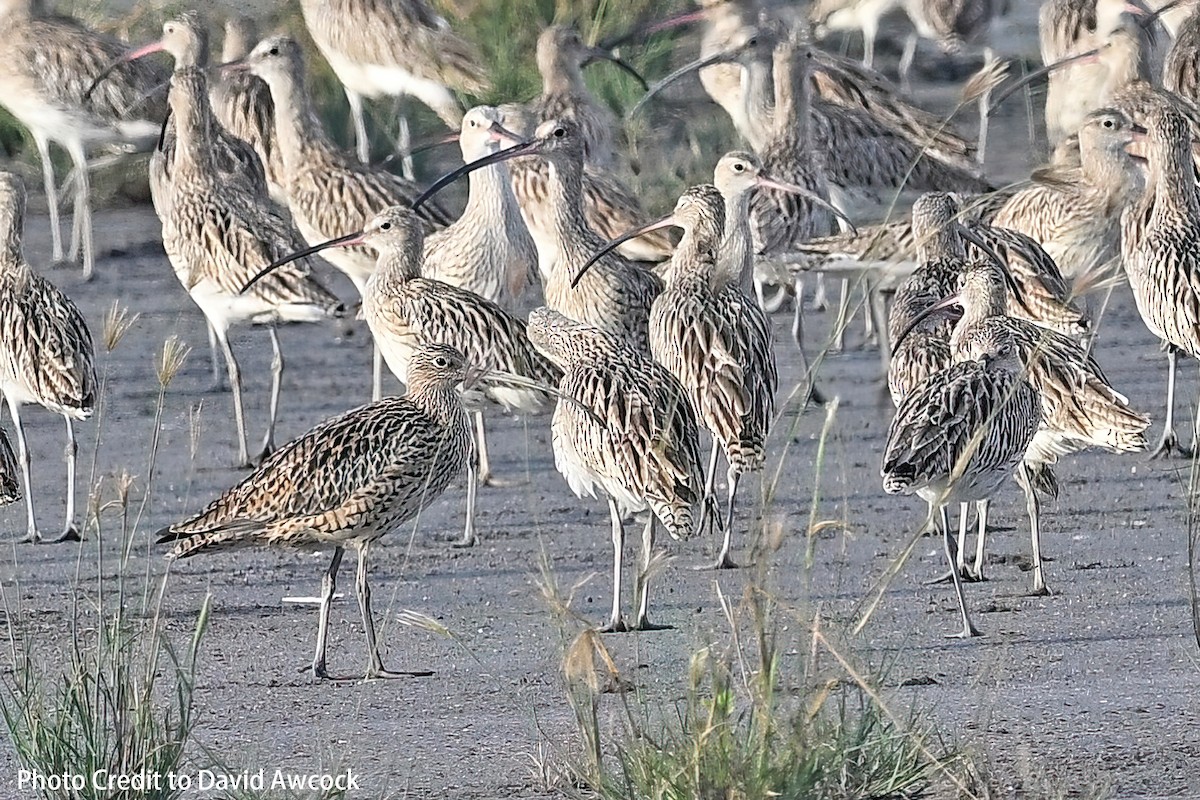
[158,344,478,680]
[580,185,777,570]
[211,16,288,203]
[421,106,538,310]
[416,119,662,354]
[809,0,903,69]
[242,206,561,544]
[1122,100,1200,457]
[299,0,488,163]
[0,0,167,278]
[897,258,1149,591]
[527,307,704,631]
[1163,4,1200,103]
[98,12,269,218]
[882,321,1040,638]
[0,172,95,543]
[234,35,452,399]
[161,69,344,468]
[495,103,673,269]
[525,25,646,170]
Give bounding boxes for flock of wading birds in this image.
[0,0,1198,677]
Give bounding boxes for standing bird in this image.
[0,172,95,543]
[242,206,561,541]
[161,69,344,467]
[158,344,477,680]
[897,259,1149,591]
[882,322,1040,638]
[527,308,704,632]
[299,0,488,162]
[421,106,538,310]
[580,185,777,570]
[416,120,662,354]
[810,0,903,70]
[0,0,167,278]
[1123,101,1200,457]
[235,35,452,399]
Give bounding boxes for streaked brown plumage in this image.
[0,172,96,544]
[212,16,287,203]
[240,36,451,295]
[527,307,704,632]
[300,0,487,160]
[422,106,538,310]
[158,343,475,680]
[0,0,168,277]
[944,259,1148,591]
[646,185,776,569]
[0,427,18,507]
[162,68,344,468]
[497,104,673,268]
[883,322,1040,638]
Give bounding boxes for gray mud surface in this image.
[2,6,1200,800]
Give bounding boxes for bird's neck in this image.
[541,67,587,99]
[915,232,965,265]
[1151,134,1200,223]
[546,159,593,265]
[370,247,422,292]
[463,159,519,222]
[720,191,753,289]
[262,71,336,169]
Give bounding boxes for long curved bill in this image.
[583,47,649,91]
[601,8,708,50]
[1139,0,1189,26]
[375,131,461,169]
[571,215,678,288]
[957,223,1033,315]
[892,293,964,352]
[156,109,172,153]
[412,136,537,210]
[239,230,364,294]
[987,47,1100,116]
[757,175,858,235]
[480,369,606,426]
[84,40,166,102]
[628,46,737,119]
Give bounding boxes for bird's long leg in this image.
[862,18,878,69]
[455,456,479,548]
[372,344,384,402]
[941,503,981,638]
[634,515,670,630]
[345,88,371,164]
[697,442,720,538]
[356,542,426,679]
[215,328,250,468]
[1191,364,1200,456]
[976,48,996,167]
[711,466,742,570]
[1151,346,1189,458]
[33,135,63,262]
[65,140,93,279]
[599,497,627,633]
[1017,465,1050,596]
[51,415,81,543]
[971,498,989,581]
[812,274,831,312]
[956,501,969,575]
[206,323,225,390]
[258,325,283,463]
[7,398,40,544]
[308,547,344,680]
[395,105,416,182]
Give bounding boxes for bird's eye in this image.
[435,356,448,368]
[269,46,280,56]
[553,127,565,138]
[732,162,745,172]
[380,221,392,231]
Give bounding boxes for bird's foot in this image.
[480,473,520,488]
[14,529,43,545]
[48,525,82,544]
[1027,583,1052,597]
[946,624,982,639]
[598,617,630,634]
[1148,429,1192,460]
[255,444,275,466]
[451,533,476,549]
[632,619,674,632]
[693,554,739,571]
[365,665,435,680]
[924,567,982,585]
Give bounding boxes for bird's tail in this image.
[156,520,266,559]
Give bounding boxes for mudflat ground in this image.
[2,6,1200,800]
